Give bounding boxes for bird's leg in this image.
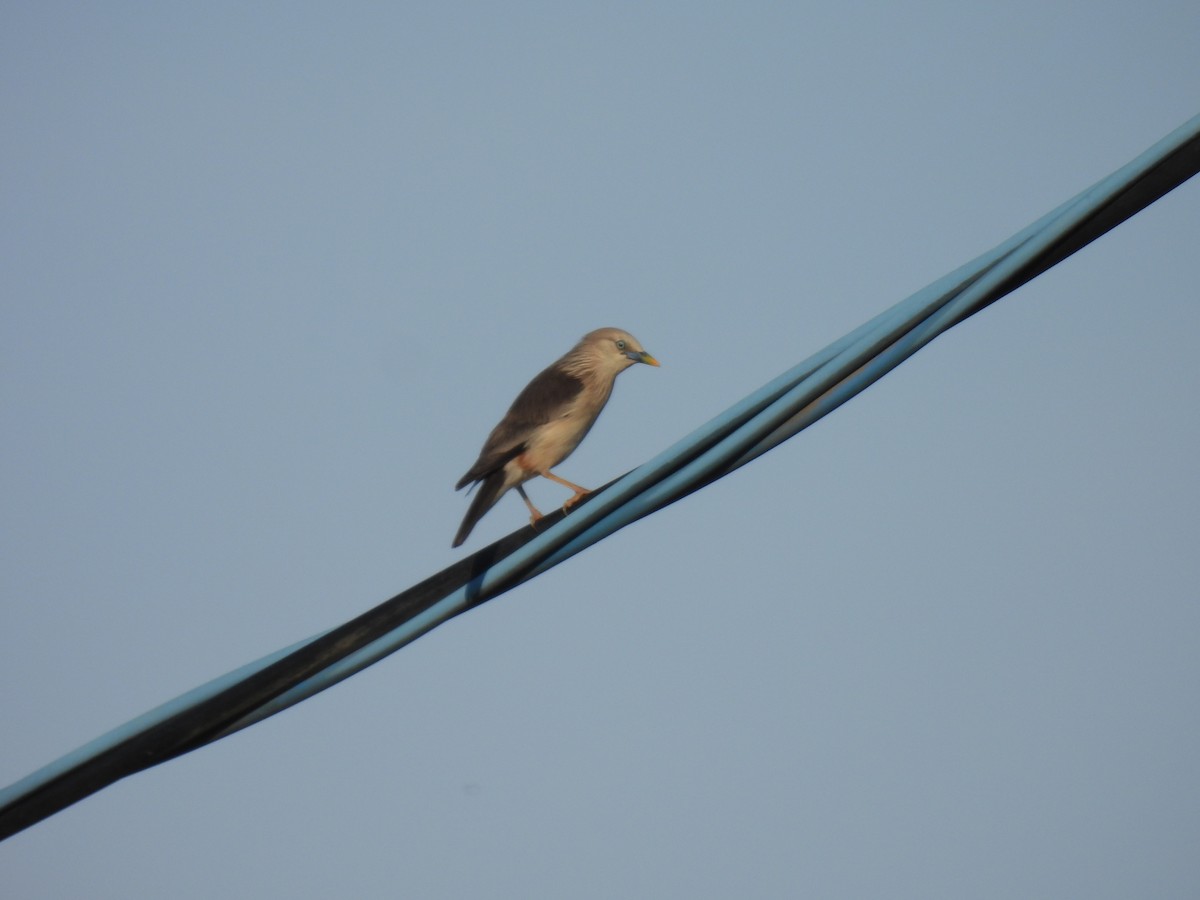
[516,485,544,528]
[542,470,592,510]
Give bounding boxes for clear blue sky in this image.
[3,3,1198,897]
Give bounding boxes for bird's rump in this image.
[454,444,524,492]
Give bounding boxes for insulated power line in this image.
[2,114,1197,842]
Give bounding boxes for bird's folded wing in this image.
[456,366,585,486]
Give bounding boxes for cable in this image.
[2,113,1197,842]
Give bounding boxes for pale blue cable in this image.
[4,114,1196,832]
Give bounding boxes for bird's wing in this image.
[456,365,584,488]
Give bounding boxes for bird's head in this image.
[573,327,660,376]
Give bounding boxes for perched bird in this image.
[452,327,660,547]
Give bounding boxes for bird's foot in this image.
[528,510,544,529]
[562,490,591,512]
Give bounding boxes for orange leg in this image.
[516,485,544,527]
[542,470,592,510]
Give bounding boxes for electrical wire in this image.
[2,113,1197,842]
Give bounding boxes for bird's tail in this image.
[452,473,507,548]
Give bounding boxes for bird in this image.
[452,327,660,547]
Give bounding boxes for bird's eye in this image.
[616,340,627,350]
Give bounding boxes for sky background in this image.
[3,3,1198,897]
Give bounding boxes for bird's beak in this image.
[632,350,660,367]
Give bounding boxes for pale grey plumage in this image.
[453,327,659,547]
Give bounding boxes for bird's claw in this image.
[562,490,591,512]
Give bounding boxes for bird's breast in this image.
[517,410,596,474]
